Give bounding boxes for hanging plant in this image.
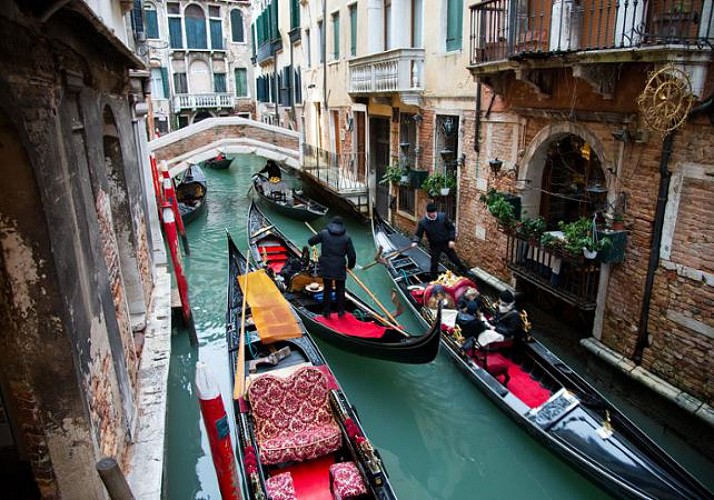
[379,165,406,185]
[559,218,610,257]
[479,189,516,229]
[421,171,456,196]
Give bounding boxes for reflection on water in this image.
[165,155,710,499]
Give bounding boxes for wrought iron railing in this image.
[469,0,714,64]
[505,233,600,310]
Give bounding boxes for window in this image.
[318,21,324,64]
[185,5,207,49]
[231,9,244,42]
[145,4,159,39]
[173,72,188,93]
[168,10,183,49]
[446,0,463,51]
[411,0,423,48]
[384,0,391,50]
[349,5,357,56]
[332,13,340,60]
[398,185,416,214]
[214,73,226,93]
[294,67,302,104]
[150,68,169,99]
[290,0,300,30]
[235,68,248,97]
[209,7,223,50]
[305,28,312,67]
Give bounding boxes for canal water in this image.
[164,154,712,499]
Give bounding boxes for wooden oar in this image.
[360,243,414,270]
[304,222,403,331]
[233,251,251,400]
[250,225,274,239]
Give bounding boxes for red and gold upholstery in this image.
[329,461,368,500]
[248,366,342,465]
[423,278,477,306]
[266,472,297,500]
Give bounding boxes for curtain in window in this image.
[173,72,188,93]
[150,68,165,99]
[210,19,224,49]
[169,17,183,48]
[446,0,463,51]
[145,8,159,38]
[231,10,244,42]
[235,68,247,97]
[214,73,226,93]
[185,5,207,49]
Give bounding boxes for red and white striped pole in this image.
[161,162,190,255]
[195,361,241,500]
[162,202,197,346]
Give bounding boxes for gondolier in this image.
[258,159,282,181]
[411,203,469,280]
[308,216,356,318]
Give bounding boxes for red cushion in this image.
[330,462,367,500]
[248,367,342,464]
[423,278,477,306]
[266,472,297,500]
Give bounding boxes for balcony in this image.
[256,38,283,66]
[505,232,600,310]
[468,0,713,96]
[172,93,235,112]
[348,48,424,106]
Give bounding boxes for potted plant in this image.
[379,165,406,186]
[516,215,546,244]
[422,171,456,197]
[480,190,517,230]
[611,212,625,231]
[559,218,610,259]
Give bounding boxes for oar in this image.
[360,243,414,270]
[305,222,404,331]
[233,251,251,400]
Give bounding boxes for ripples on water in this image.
[167,154,714,499]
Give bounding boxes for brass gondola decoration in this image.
[637,64,696,134]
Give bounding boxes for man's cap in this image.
[499,289,515,305]
[331,216,344,225]
[426,202,438,213]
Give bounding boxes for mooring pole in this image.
[96,457,135,500]
[161,162,190,255]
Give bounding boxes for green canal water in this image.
[164,154,711,499]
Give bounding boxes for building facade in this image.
[0,0,164,497]
[135,0,255,136]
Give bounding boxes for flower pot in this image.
[400,175,410,185]
[583,248,598,260]
[440,187,451,196]
[612,220,625,231]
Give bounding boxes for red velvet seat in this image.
[473,348,510,385]
[266,472,297,500]
[248,366,342,465]
[329,461,367,500]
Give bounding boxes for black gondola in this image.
[226,234,397,500]
[246,201,440,364]
[371,211,712,500]
[175,164,207,223]
[252,173,328,221]
[204,154,232,170]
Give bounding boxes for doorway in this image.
[370,116,390,219]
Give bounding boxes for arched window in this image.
[185,4,207,49]
[145,3,159,39]
[231,9,244,42]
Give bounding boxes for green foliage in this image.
[480,189,516,229]
[379,165,406,185]
[558,218,610,255]
[421,171,456,195]
[516,215,546,241]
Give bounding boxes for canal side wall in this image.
[0,2,167,498]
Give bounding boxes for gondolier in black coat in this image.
[411,203,469,279]
[308,216,356,318]
[258,159,282,180]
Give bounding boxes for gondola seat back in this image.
[248,366,342,465]
[329,461,368,499]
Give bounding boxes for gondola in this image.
[252,173,328,221]
[226,234,397,500]
[246,201,440,364]
[175,164,207,223]
[203,154,232,170]
[371,211,712,500]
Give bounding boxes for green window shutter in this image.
[446,0,463,52]
[210,19,223,49]
[160,67,169,98]
[350,7,357,56]
[333,14,340,60]
[169,17,183,48]
[231,10,244,42]
[235,68,247,97]
[251,24,257,56]
[290,0,300,30]
[145,9,159,39]
[186,17,207,49]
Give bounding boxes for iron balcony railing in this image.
[469,0,714,64]
[505,233,600,310]
[172,93,235,111]
[348,48,425,95]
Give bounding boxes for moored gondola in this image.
[252,173,329,221]
[246,201,440,364]
[371,211,712,500]
[175,164,207,223]
[203,154,232,170]
[226,234,397,500]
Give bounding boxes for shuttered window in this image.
[446,0,463,51]
[332,13,340,60]
[349,5,357,56]
[235,68,248,97]
[185,5,207,49]
[173,72,188,94]
[214,73,226,93]
[150,68,166,99]
[169,17,183,48]
[231,10,244,42]
[145,6,159,39]
[210,19,224,49]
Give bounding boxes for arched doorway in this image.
[192,111,213,123]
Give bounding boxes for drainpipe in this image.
[322,0,328,114]
[474,82,481,153]
[632,131,675,364]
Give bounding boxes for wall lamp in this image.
[488,158,503,176]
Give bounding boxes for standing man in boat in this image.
[411,202,469,280]
[258,159,282,181]
[308,216,356,318]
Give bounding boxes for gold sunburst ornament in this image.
[637,65,695,134]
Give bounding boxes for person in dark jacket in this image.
[477,289,523,346]
[258,159,282,180]
[411,203,468,279]
[308,216,356,318]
